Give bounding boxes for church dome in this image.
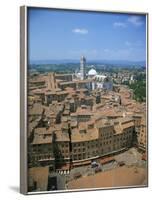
[88,68,97,76]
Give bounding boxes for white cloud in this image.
[113,22,127,28]
[72,28,88,34]
[128,16,143,27]
[114,16,144,29]
[125,40,144,47]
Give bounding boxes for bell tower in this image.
[80,55,86,80]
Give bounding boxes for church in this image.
[75,56,113,91]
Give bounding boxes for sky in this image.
[28,8,146,62]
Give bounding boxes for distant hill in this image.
[29,59,145,66]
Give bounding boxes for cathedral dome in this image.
[88,68,97,76]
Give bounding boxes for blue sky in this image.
[28,8,146,62]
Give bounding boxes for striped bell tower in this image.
[80,55,86,80]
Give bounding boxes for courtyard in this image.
[65,147,147,189]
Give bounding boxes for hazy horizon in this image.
[29,58,146,66]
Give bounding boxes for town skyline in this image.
[27,8,147,192]
[27,54,147,192]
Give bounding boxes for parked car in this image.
[95,167,102,173]
[118,161,125,166]
[91,161,98,168]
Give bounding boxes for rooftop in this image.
[32,134,52,145]
[28,103,44,116]
[71,127,99,142]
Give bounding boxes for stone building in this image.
[28,127,55,168]
[138,117,147,152]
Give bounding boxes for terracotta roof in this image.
[70,121,78,128]
[78,122,87,130]
[121,122,134,129]
[34,127,54,135]
[55,131,70,142]
[28,103,43,116]
[71,128,99,142]
[32,134,52,145]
